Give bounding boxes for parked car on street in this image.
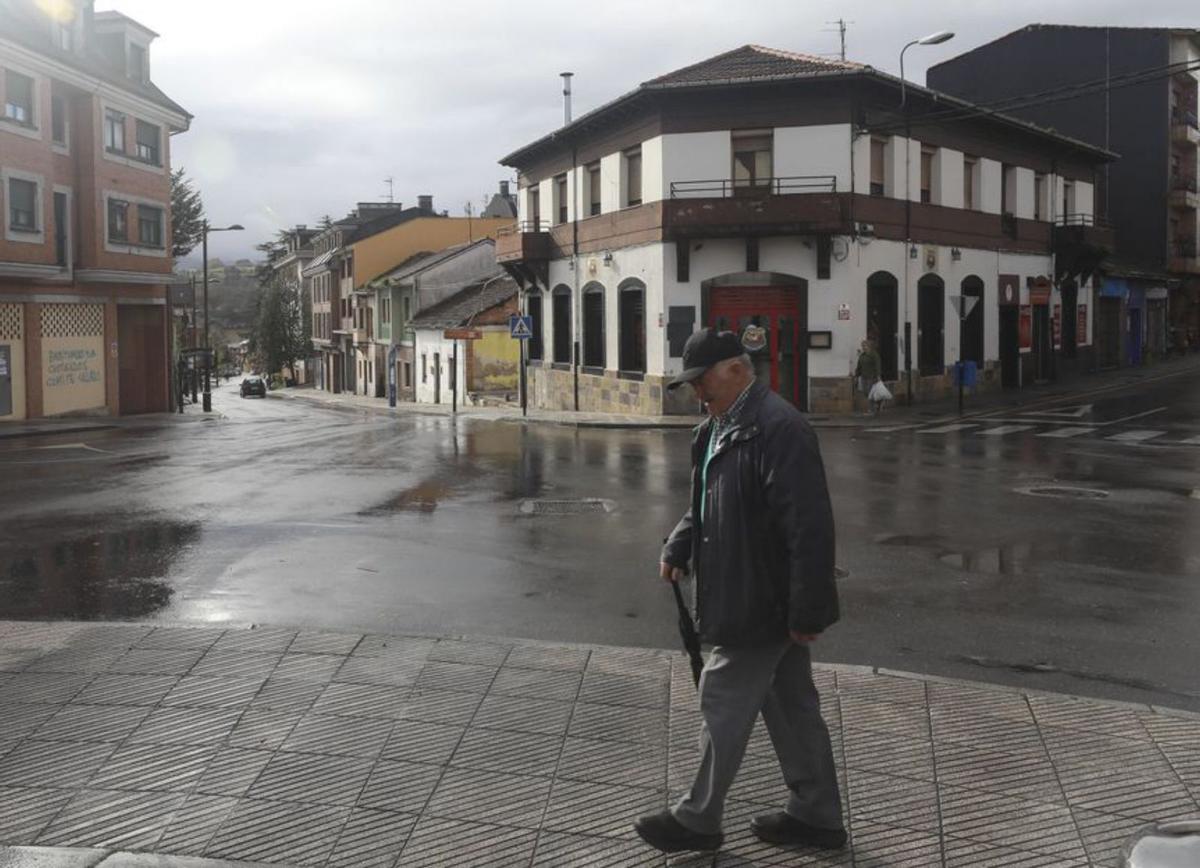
[240,376,267,398]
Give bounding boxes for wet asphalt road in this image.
[1,370,1199,710]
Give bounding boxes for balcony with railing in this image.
[1170,170,1199,210]
[1172,105,1200,146]
[1052,213,1114,281]
[664,175,844,238]
[1171,236,1199,273]
[495,220,552,263]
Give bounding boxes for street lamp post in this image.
[898,30,953,406]
[201,220,244,412]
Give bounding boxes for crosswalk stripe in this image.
[978,425,1035,436]
[919,423,978,434]
[1037,426,1094,439]
[1106,430,1165,442]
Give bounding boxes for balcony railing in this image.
[495,220,553,262]
[497,220,551,236]
[1056,213,1111,228]
[1170,173,1199,194]
[669,175,838,198]
[1172,106,1199,130]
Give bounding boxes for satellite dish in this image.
[831,237,850,262]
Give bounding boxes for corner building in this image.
[497,46,1113,414]
[1,0,190,420]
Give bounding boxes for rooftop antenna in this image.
[382,177,394,204]
[824,19,852,61]
[561,72,574,125]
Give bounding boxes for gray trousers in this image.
[671,639,843,834]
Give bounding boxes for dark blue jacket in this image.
[661,381,839,645]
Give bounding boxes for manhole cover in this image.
[519,499,615,515]
[1016,484,1109,500]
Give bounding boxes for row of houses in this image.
[260,188,525,407]
[490,29,1200,415]
[288,26,1199,418]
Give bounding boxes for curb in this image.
[0,423,116,441]
[0,846,276,866]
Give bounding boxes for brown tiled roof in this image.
[409,273,518,330]
[644,45,867,88]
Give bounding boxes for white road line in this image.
[1181,435,1200,446]
[978,425,1036,436]
[919,423,978,434]
[1036,426,1094,439]
[1107,430,1166,442]
[868,425,919,432]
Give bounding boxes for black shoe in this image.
[633,810,723,853]
[750,812,847,849]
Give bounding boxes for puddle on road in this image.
[0,520,200,618]
[877,532,1056,576]
[359,480,453,515]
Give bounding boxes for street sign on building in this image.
[443,328,482,340]
[509,315,533,340]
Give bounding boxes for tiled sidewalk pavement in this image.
[0,622,1197,867]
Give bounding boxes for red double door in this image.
[708,285,808,411]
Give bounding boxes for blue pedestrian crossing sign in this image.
[509,314,534,340]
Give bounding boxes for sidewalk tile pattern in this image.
[0,620,1197,867]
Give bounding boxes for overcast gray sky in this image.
[96,0,1196,262]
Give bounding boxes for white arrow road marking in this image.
[978,425,1036,436]
[34,442,111,454]
[1037,426,1095,439]
[1020,403,1094,418]
[919,423,979,434]
[1107,430,1166,442]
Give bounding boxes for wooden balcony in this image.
[664,176,845,239]
[495,221,552,263]
[1052,215,1113,283]
[1172,108,1200,146]
[1171,238,1199,274]
[1169,173,1199,211]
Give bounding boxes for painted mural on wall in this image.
[41,304,106,416]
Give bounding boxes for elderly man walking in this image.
[634,328,845,854]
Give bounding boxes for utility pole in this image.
[383,177,394,204]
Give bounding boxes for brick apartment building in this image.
[0,0,190,420]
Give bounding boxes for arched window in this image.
[618,278,646,374]
[526,289,544,361]
[960,275,984,367]
[552,284,572,365]
[866,271,899,381]
[917,273,945,375]
[581,282,605,369]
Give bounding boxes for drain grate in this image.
[520,498,616,516]
[1016,485,1109,500]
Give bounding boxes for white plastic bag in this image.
[868,380,893,403]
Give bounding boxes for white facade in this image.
[516,117,1100,411]
[413,329,466,405]
[531,234,1095,402]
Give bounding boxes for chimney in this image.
[499,181,510,197]
[418,195,433,212]
[561,72,574,125]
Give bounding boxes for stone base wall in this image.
[809,362,1002,415]
[528,364,687,415]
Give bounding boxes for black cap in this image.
[667,328,744,390]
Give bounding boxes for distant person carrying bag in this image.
[634,329,845,855]
[854,339,884,415]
